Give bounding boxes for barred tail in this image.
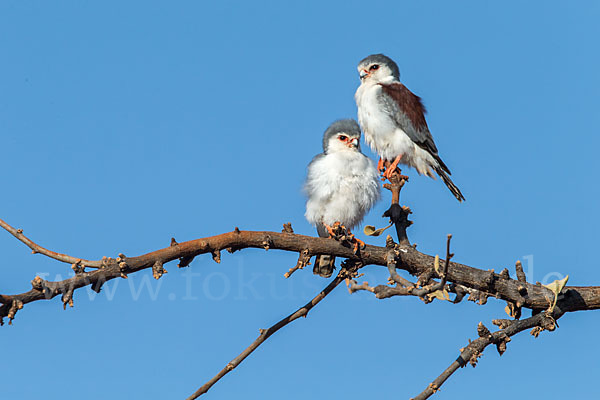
[313,255,335,278]
[313,223,336,277]
[435,166,465,202]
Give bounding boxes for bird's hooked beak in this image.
[347,138,359,148]
[359,69,369,80]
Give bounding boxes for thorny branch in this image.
[2,218,598,325]
[347,230,568,398]
[412,311,561,400]
[186,261,361,399]
[2,170,600,400]
[348,233,454,303]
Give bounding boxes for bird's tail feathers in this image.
[435,166,465,202]
[313,255,335,278]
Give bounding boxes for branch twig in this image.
[185,262,359,399]
[412,310,561,400]
[1,223,596,323]
[381,166,412,245]
[0,218,102,267]
[349,234,454,302]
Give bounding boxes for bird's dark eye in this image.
[338,135,348,141]
[370,64,379,71]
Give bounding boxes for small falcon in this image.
[304,119,380,278]
[355,54,465,202]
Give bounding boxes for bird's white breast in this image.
[355,82,428,171]
[304,151,379,229]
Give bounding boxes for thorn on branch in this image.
[234,227,240,234]
[492,319,512,330]
[530,326,544,338]
[170,238,178,247]
[284,249,311,278]
[153,260,167,280]
[262,235,273,251]
[71,260,85,275]
[31,276,55,299]
[484,269,496,288]
[91,276,105,293]
[505,302,521,319]
[385,234,396,249]
[100,256,111,269]
[426,383,439,394]
[62,288,74,310]
[211,250,221,264]
[477,322,491,338]
[119,261,128,279]
[178,255,195,268]
[31,276,44,291]
[494,332,511,356]
[7,299,24,325]
[515,260,527,282]
[282,223,294,233]
[469,349,482,367]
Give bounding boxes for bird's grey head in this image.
[357,54,400,83]
[322,119,362,154]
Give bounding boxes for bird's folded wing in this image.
[379,82,450,174]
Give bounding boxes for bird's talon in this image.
[377,158,385,173]
[353,237,366,252]
[324,223,336,237]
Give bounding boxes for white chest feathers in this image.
[304,151,380,228]
[355,83,428,168]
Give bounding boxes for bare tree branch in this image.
[2,209,599,399]
[2,219,599,324]
[412,310,562,400]
[348,234,454,302]
[0,217,102,268]
[185,261,360,399]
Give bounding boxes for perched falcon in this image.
[304,119,380,277]
[355,54,465,202]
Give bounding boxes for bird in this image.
[304,119,380,277]
[354,53,465,202]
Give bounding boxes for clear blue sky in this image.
[1,1,599,398]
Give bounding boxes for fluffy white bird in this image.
[355,54,465,201]
[304,119,380,277]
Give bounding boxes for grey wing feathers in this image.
[379,83,451,174]
[316,222,329,238]
[314,223,335,277]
